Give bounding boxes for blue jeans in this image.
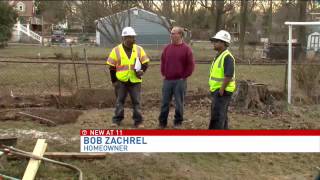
[158,79,186,127]
[209,90,232,130]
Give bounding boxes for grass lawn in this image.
[0,43,262,61]
[0,61,287,96]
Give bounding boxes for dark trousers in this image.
[209,90,232,130]
[112,81,142,125]
[159,79,186,127]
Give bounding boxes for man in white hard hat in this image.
[208,30,236,129]
[106,27,149,128]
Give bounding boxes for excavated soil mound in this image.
[0,95,53,108]
[1,108,82,125]
[58,88,116,109]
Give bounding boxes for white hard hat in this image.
[122,27,137,36]
[210,30,231,44]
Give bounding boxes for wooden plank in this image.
[43,152,106,159]
[22,139,47,180]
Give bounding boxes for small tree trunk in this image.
[297,0,307,61]
[215,0,224,33]
[239,0,248,60]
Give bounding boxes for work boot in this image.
[158,123,167,129]
[173,123,182,129]
[158,125,166,129]
[135,123,144,129]
[111,122,120,128]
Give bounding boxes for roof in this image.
[96,7,175,23]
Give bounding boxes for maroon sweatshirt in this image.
[160,42,195,80]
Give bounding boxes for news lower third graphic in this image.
[80,129,320,153]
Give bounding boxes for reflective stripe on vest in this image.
[106,57,116,66]
[113,44,143,83]
[209,49,236,92]
[116,65,135,71]
[210,77,235,82]
[114,45,142,69]
[137,46,141,60]
[114,47,121,66]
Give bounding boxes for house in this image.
[8,0,42,31]
[8,0,43,43]
[8,0,35,21]
[95,7,174,47]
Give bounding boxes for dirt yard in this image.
[1,86,320,179]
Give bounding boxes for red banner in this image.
[80,129,320,136]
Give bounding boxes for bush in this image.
[294,58,320,103]
[54,52,65,59]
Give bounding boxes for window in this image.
[310,35,320,51]
[133,9,139,15]
[16,2,25,12]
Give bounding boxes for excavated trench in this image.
[0,86,287,125]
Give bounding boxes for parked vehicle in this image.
[51,30,66,43]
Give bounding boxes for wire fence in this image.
[0,59,319,105]
[0,60,110,97]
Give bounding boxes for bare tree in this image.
[199,0,215,16]
[200,0,234,33]
[36,0,66,25]
[298,0,307,48]
[267,0,273,39]
[67,0,136,43]
[215,0,224,33]
[136,0,174,31]
[239,0,248,59]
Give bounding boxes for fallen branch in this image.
[18,112,57,126]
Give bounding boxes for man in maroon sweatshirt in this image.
[158,26,195,129]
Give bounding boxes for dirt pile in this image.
[58,88,116,109]
[0,108,82,125]
[0,94,53,108]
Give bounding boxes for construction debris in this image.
[22,139,47,180]
[1,140,83,180]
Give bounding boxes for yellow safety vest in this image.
[106,44,149,83]
[209,49,236,92]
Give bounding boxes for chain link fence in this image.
[287,25,320,105]
[0,60,111,97]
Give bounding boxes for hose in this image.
[0,145,83,180]
[0,172,20,180]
